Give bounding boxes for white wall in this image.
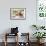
[0,0,36,42]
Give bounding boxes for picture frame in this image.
[37,0,46,19]
[10,8,26,20]
[36,0,46,26]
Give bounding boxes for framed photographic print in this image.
[10,8,26,20]
[37,0,46,19]
[36,0,46,26]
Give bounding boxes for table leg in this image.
[5,34,7,46]
[16,34,18,46]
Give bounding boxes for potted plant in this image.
[32,24,45,30]
[33,32,46,43]
[32,25,39,30]
[40,26,45,29]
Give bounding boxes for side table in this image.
[4,33,18,46]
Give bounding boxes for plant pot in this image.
[37,39,44,44]
[37,39,40,43]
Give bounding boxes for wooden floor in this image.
[0,42,46,46]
